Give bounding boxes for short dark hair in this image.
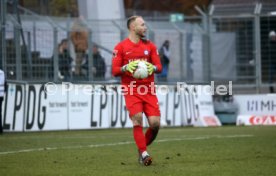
[127,15,141,29]
[60,39,68,45]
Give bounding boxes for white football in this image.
[133,61,148,79]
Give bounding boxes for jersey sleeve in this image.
[150,42,162,73]
[112,43,124,76]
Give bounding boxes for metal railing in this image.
[1,2,276,93]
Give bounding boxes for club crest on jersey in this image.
[144,50,149,55]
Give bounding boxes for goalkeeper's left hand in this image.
[145,62,156,75]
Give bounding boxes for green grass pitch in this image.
[1,126,276,176]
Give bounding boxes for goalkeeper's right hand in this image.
[121,60,139,73]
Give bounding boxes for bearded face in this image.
[134,17,147,38]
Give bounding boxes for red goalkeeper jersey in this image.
[112,38,162,87]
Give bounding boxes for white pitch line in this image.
[0,134,253,155]
[156,134,254,142]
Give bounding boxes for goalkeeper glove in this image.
[145,62,157,75]
[121,60,139,73]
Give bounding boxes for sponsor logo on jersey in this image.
[128,58,148,62]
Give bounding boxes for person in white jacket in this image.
[0,69,6,134]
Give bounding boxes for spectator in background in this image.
[58,39,73,80]
[50,39,73,80]
[70,17,88,76]
[82,45,106,80]
[268,30,276,93]
[0,69,6,134]
[92,45,106,79]
[158,40,170,81]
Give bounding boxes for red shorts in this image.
[124,92,161,117]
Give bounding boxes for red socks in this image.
[133,125,159,152]
[133,125,146,153]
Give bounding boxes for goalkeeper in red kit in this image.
[112,16,162,166]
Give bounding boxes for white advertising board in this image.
[24,84,68,131]
[236,115,276,126]
[234,94,276,115]
[2,84,25,131]
[2,83,219,132]
[234,94,276,126]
